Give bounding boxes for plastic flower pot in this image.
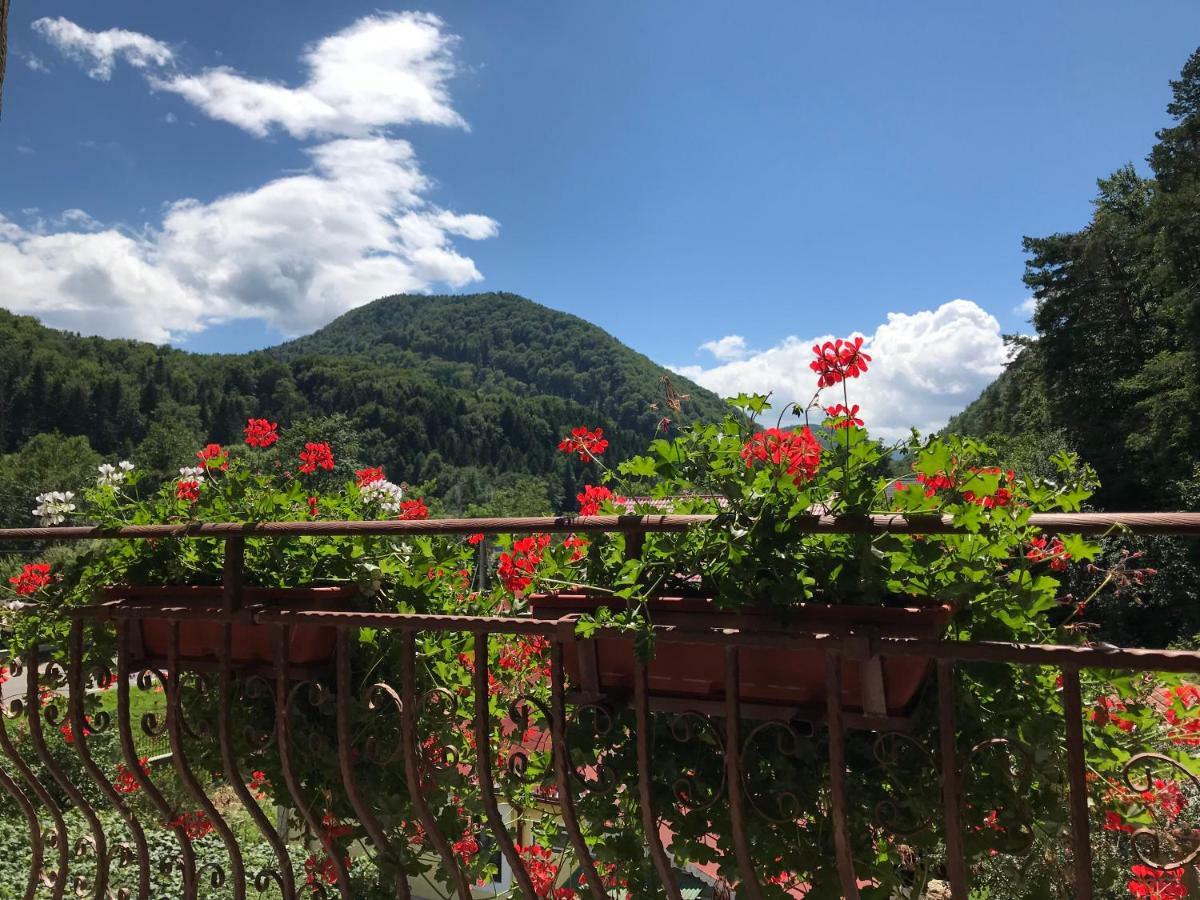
[528,593,954,717]
[103,585,357,666]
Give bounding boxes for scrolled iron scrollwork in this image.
[198,862,226,889]
[238,675,276,752]
[659,710,726,813]
[362,681,404,766]
[869,731,939,837]
[253,869,287,894]
[961,736,1037,854]
[285,678,334,757]
[565,698,620,797]
[417,685,469,776]
[504,694,554,786]
[82,663,118,734]
[741,720,815,825]
[135,669,169,738]
[157,854,186,878]
[177,671,215,741]
[1121,752,1200,870]
[112,844,137,870]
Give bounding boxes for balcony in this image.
[1,513,1199,899]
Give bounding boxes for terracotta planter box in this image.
[103,585,357,665]
[529,593,954,716]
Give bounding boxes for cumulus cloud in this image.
[37,12,464,137]
[672,300,1010,441]
[0,138,497,343]
[1015,296,1037,317]
[32,16,173,80]
[158,12,463,137]
[699,334,749,361]
[13,13,498,344]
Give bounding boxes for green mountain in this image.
[0,292,726,520]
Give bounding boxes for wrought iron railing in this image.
[0,513,1199,899]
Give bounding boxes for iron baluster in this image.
[550,639,608,900]
[115,622,197,897]
[472,632,539,900]
[68,620,151,900]
[398,629,471,900]
[273,625,353,899]
[824,652,861,900]
[165,622,245,898]
[219,621,296,898]
[334,627,411,900]
[936,659,969,899]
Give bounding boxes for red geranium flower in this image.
[740,426,821,486]
[498,534,551,594]
[1128,864,1185,899]
[399,498,428,520]
[1027,535,1070,571]
[515,843,560,896]
[810,336,871,389]
[113,757,150,795]
[563,534,589,561]
[195,443,229,471]
[299,442,335,474]
[452,832,480,863]
[243,418,278,448]
[9,562,52,596]
[576,484,616,516]
[1091,696,1135,732]
[303,853,351,886]
[60,718,91,744]
[915,471,955,496]
[467,533,486,545]
[355,466,385,487]
[307,496,320,518]
[824,403,865,429]
[175,480,201,503]
[558,426,608,462]
[171,810,214,840]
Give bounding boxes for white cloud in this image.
[0,137,497,343]
[23,53,50,73]
[672,300,1009,441]
[13,13,498,345]
[150,12,464,138]
[164,112,177,124]
[1015,296,1037,317]
[32,16,173,80]
[699,334,748,361]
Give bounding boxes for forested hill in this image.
[0,292,725,520]
[270,292,724,433]
[948,48,1200,513]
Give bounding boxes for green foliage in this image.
[0,432,100,529]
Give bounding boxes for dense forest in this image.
[950,49,1200,645]
[0,292,726,523]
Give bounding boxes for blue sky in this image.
[2,1,1198,434]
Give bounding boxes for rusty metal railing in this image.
[0,513,1198,899]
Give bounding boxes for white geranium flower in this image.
[32,491,76,526]
[97,460,134,487]
[178,466,205,481]
[361,478,405,515]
